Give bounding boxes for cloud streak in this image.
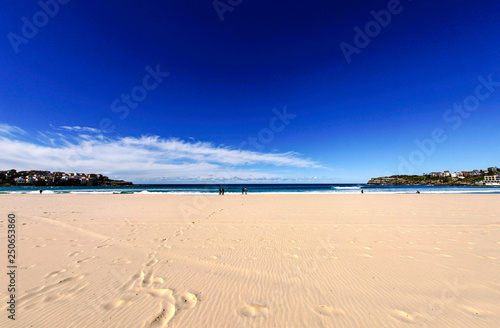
[59,126,101,133]
[0,123,25,136]
[0,124,322,183]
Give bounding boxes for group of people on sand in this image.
[360,189,420,194]
[218,187,248,195]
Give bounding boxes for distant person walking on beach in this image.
[222,187,225,195]
[39,189,43,194]
[361,189,364,194]
[245,188,248,195]
[219,188,222,195]
[242,187,245,194]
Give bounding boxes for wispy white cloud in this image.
[59,126,101,133]
[0,123,25,136]
[0,123,323,183]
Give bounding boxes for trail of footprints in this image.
[18,271,88,310]
[103,251,198,327]
[15,243,100,310]
[101,217,202,326]
[14,238,117,312]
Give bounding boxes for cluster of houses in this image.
[426,167,499,184]
[0,169,107,186]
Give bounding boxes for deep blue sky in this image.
[1,1,499,182]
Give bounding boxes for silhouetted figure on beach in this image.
[245,188,248,195]
[242,187,245,194]
[361,189,364,194]
[222,188,225,195]
[219,188,222,195]
[416,190,420,194]
[39,189,43,194]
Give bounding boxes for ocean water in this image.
[0,184,499,195]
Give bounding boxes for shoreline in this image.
[2,191,500,195]
[1,184,500,196]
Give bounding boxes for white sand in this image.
[0,194,499,327]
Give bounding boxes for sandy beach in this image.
[0,194,499,328]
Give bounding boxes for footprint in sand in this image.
[77,256,95,264]
[58,275,85,284]
[240,304,269,317]
[112,258,132,265]
[177,293,198,310]
[46,269,67,278]
[459,305,487,316]
[390,310,423,324]
[480,256,497,260]
[314,305,344,316]
[104,298,131,310]
[142,271,156,287]
[43,292,65,302]
[149,289,174,298]
[150,303,176,328]
[113,269,197,328]
[147,258,159,266]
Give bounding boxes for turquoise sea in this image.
[0,184,499,194]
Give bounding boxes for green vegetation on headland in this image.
[367,167,499,186]
[0,169,133,187]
